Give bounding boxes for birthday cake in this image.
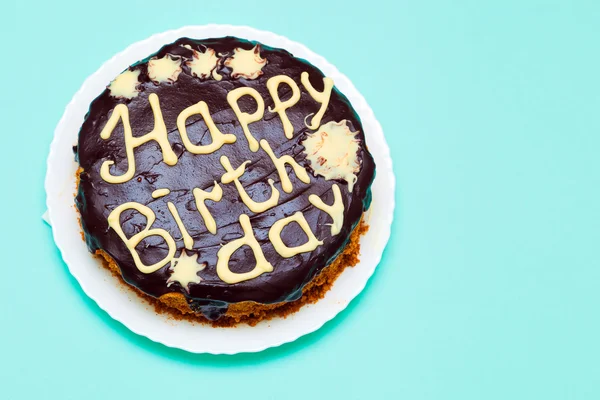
[75,36,375,326]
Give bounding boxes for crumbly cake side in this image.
[94,220,367,327]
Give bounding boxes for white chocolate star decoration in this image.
[186,47,222,81]
[224,45,267,80]
[108,69,141,99]
[148,54,182,84]
[166,250,206,293]
[302,120,361,192]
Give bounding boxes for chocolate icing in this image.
[75,37,375,320]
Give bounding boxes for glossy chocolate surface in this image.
[75,37,375,318]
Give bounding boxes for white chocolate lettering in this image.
[269,212,323,258]
[100,93,177,184]
[192,181,223,235]
[101,65,350,286]
[177,101,237,154]
[167,202,194,250]
[301,72,334,129]
[216,214,274,284]
[151,188,170,198]
[107,202,176,274]
[260,139,310,193]
[266,75,301,139]
[227,87,265,152]
[308,184,344,235]
[220,156,280,213]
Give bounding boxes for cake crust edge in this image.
[93,219,368,327]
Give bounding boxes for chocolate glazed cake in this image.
[75,36,375,326]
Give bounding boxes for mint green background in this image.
[2,1,599,399]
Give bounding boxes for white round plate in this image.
[45,25,395,354]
